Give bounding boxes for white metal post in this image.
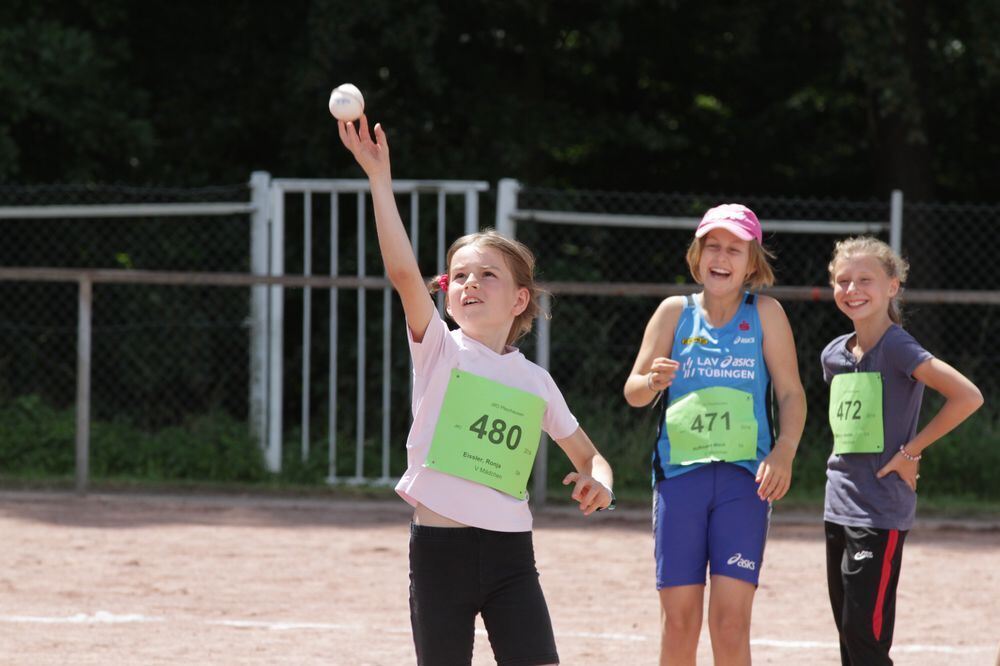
[532,293,552,507]
[327,194,340,483]
[248,171,270,454]
[75,277,93,494]
[890,189,904,255]
[464,190,479,235]
[266,184,285,472]
[381,270,392,483]
[495,179,521,239]
[302,194,313,461]
[354,193,367,482]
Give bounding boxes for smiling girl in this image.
[338,115,614,666]
[624,204,807,666]
[822,237,983,665]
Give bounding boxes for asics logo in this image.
[853,550,874,561]
[727,553,756,570]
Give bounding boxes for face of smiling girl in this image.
[697,229,752,295]
[831,253,899,328]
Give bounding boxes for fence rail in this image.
[4,263,997,495]
[2,176,997,502]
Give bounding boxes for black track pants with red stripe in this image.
[825,521,908,666]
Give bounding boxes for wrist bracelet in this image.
[646,372,657,392]
[899,445,922,462]
[596,488,616,512]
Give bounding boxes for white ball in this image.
[328,83,364,121]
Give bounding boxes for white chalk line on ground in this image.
[0,612,993,655]
[0,611,161,624]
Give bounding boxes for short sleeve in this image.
[407,308,457,376]
[820,336,845,384]
[821,353,834,384]
[540,371,579,441]
[884,327,933,380]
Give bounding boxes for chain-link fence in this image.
[1,180,997,496]
[508,186,1000,493]
[0,183,263,485]
[0,184,253,423]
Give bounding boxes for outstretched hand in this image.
[562,472,613,516]
[337,114,390,180]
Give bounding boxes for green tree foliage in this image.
[2,1,999,200]
[0,1,154,182]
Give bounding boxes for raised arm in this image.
[338,116,435,341]
[623,296,684,407]
[757,295,807,501]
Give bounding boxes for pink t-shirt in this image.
[395,309,579,532]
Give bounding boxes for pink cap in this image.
[695,204,762,244]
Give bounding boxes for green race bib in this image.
[665,386,757,465]
[425,370,546,499]
[829,372,884,454]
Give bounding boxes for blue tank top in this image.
[652,292,774,483]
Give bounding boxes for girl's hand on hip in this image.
[562,473,612,516]
[877,452,920,491]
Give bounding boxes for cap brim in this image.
[694,221,756,241]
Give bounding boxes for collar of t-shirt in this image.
[839,324,896,369]
[456,328,523,362]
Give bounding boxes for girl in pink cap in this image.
[624,203,807,665]
[338,114,615,666]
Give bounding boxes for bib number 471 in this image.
[690,411,731,433]
[469,414,523,450]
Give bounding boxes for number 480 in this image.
[469,414,522,450]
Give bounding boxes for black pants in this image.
[409,523,559,666]
[825,521,908,666]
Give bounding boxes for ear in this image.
[888,277,900,298]
[511,287,530,317]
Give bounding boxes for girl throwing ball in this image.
[339,114,615,666]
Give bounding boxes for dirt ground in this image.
[0,491,997,665]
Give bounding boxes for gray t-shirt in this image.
[821,325,933,530]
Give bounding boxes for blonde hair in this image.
[685,236,776,290]
[428,229,547,346]
[828,236,909,324]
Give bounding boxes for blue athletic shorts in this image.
[653,462,771,589]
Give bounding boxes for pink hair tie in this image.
[437,274,449,291]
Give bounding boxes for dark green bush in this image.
[0,395,266,482]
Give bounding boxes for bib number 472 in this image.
[469,414,523,450]
[836,400,862,421]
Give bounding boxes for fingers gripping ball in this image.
[328,83,365,122]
